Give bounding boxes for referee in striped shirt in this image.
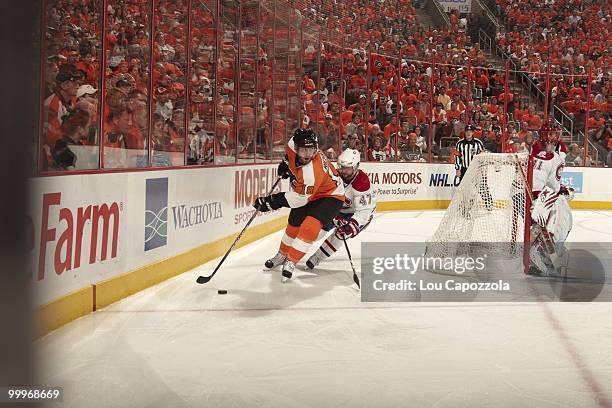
[455,124,485,184]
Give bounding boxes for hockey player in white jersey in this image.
[530,124,565,199]
[305,149,376,269]
[528,125,574,276]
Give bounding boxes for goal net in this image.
[426,153,532,273]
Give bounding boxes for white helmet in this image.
[337,148,360,182]
[338,148,360,170]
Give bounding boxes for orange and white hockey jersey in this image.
[285,138,345,208]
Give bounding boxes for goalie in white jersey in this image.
[306,149,376,270]
[528,124,575,276]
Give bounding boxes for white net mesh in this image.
[426,153,530,261]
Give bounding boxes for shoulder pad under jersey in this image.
[351,170,371,192]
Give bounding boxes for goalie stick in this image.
[196,177,282,284]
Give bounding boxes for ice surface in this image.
[35,210,612,408]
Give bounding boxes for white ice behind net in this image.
[426,153,530,261]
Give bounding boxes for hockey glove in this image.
[277,155,295,180]
[332,215,349,228]
[335,218,360,239]
[558,185,575,200]
[253,193,289,212]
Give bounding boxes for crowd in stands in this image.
[39,0,610,171]
[490,0,611,165]
[298,0,507,163]
[42,0,102,170]
[295,0,609,163]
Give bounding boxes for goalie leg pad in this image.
[529,234,556,276]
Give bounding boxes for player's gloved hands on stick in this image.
[253,193,288,213]
[332,215,349,228]
[277,156,294,180]
[335,218,359,239]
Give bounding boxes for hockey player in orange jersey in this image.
[253,128,345,282]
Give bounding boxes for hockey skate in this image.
[305,252,321,270]
[281,260,295,283]
[265,252,286,269]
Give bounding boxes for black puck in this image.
[217,289,228,295]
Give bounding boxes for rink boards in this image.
[29,161,612,337]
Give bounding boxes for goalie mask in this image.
[539,123,559,152]
[337,148,360,182]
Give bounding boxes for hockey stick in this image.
[196,177,282,284]
[342,236,361,289]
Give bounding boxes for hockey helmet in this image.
[293,128,318,149]
[337,148,360,181]
[539,121,559,145]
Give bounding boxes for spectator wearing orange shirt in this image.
[404,100,427,127]
[303,75,315,93]
[384,118,400,141]
[567,84,585,101]
[473,68,490,96]
[450,94,466,113]
[43,70,80,152]
[446,101,462,123]
[105,109,131,149]
[126,98,148,150]
[587,111,605,134]
[521,106,542,130]
[561,95,585,115]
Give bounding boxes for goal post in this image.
[426,152,533,274]
[523,153,533,275]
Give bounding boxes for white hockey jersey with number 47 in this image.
[531,150,564,197]
[340,169,376,227]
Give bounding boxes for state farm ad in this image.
[28,165,289,306]
[28,175,128,306]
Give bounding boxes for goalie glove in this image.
[558,185,575,201]
[253,193,288,212]
[335,218,360,239]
